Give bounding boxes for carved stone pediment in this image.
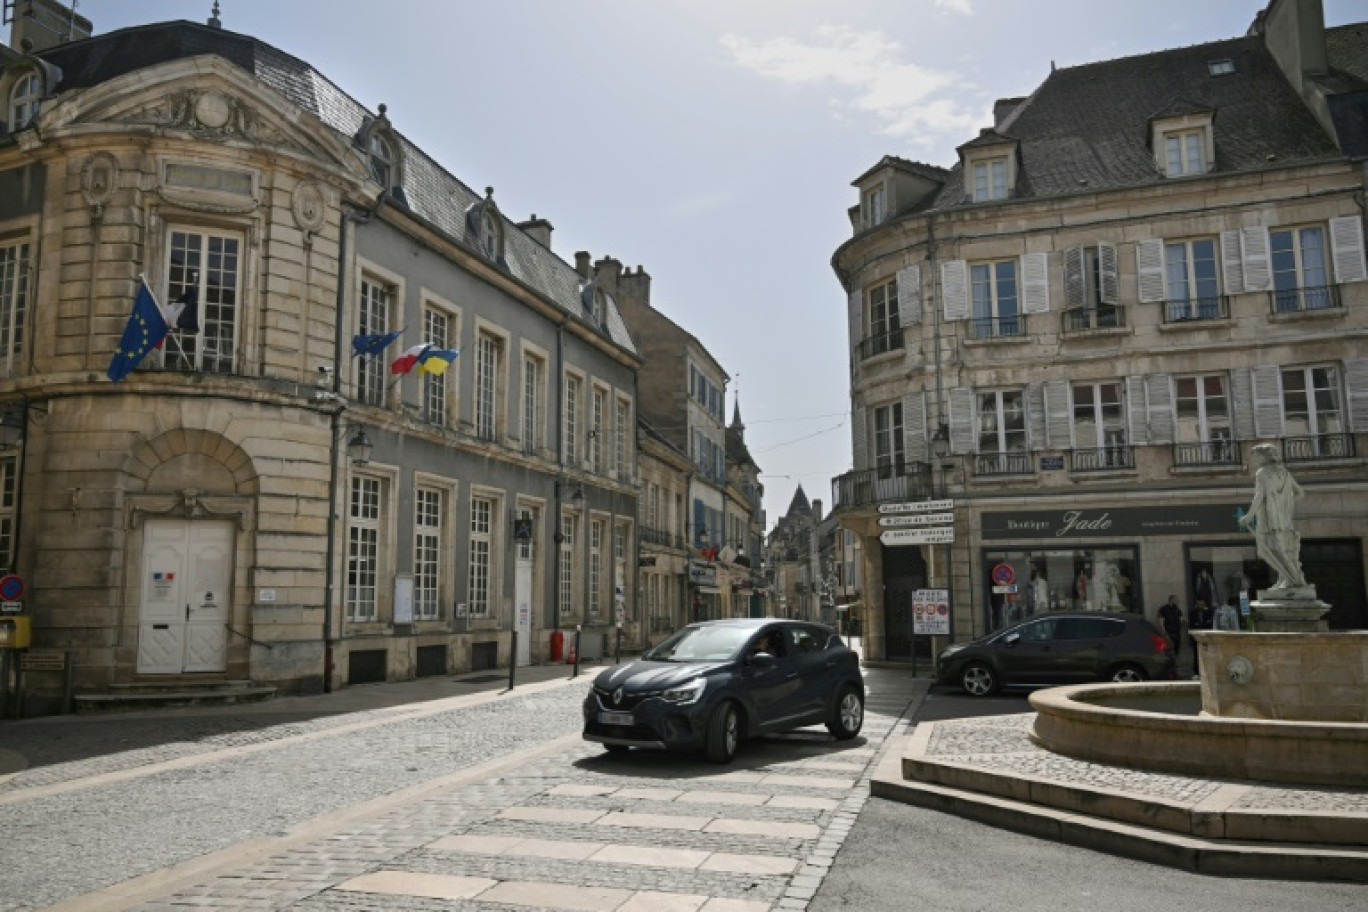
[111,87,309,155]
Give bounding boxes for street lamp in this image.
[347,428,373,466]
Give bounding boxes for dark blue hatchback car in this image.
[582,618,865,763]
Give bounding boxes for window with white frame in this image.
[1175,375,1233,464]
[971,157,1008,201]
[1282,365,1343,440]
[1063,244,1121,329]
[467,495,494,617]
[357,277,391,406]
[422,309,450,425]
[564,374,581,464]
[646,483,659,530]
[590,387,605,472]
[1072,382,1128,467]
[615,522,629,620]
[413,487,442,620]
[559,511,576,617]
[0,239,30,374]
[1164,129,1206,176]
[866,278,900,354]
[970,259,1020,338]
[0,455,15,573]
[864,185,886,227]
[978,390,1027,453]
[614,397,629,478]
[474,332,501,442]
[1164,238,1220,320]
[1271,226,1331,312]
[7,72,40,130]
[161,228,242,374]
[346,475,382,621]
[873,401,905,478]
[589,517,604,619]
[522,354,543,455]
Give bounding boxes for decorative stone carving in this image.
[79,152,119,218]
[112,88,308,154]
[291,181,326,233]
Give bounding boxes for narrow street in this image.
[0,664,923,911]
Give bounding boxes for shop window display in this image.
[1186,544,1271,624]
[983,547,1139,632]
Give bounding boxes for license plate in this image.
[599,711,633,725]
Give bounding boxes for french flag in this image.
[164,285,199,333]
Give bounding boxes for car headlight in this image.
[660,678,706,705]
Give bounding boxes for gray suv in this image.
[938,611,1176,696]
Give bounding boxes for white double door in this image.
[136,519,233,674]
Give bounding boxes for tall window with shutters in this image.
[1164,238,1220,321]
[0,239,30,377]
[865,278,900,357]
[872,402,905,481]
[1072,382,1129,469]
[969,260,1020,339]
[1174,375,1234,465]
[1281,365,1346,461]
[977,390,1028,475]
[1063,244,1120,330]
[1271,226,1331,313]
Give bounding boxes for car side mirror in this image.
[748,651,777,667]
[1004,632,1021,646]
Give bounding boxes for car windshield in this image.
[644,625,753,662]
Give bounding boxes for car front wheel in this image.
[961,662,998,697]
[705,701,740,764]
[1109,663,1147,683]
[826,685,864,739]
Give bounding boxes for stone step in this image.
[73,684,277,714]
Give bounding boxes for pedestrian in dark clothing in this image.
[1187,599,1213,676]
[1157,595,1184,660]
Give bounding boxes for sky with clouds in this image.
[74,0,1362,526]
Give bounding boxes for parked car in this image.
[582,618,865,763]
[938,611,1175,696]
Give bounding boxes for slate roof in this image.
[930,33,1344,210]
[34,21,638,356]
[850,154,950,187]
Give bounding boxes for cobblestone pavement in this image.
[0,666,927,911]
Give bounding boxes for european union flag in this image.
[351,329,404,358]
[107,280,169,382]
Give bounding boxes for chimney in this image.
[7,0,92,53]
[1258,0,1334,141]
[616,264,652,309]
[517,214,553,249]
[993,97,1025,128]
[811,499,823,523]
[574,251,592,280]
[593,256,623,294]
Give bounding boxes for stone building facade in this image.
[0,8,641,706]
[832,0,1368,663]
[636,417,690,646]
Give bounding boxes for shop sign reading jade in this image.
[981,504,1244,540]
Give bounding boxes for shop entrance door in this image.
[882,545,927,661]
[136,519,233,674]
[1303,540,1367,630]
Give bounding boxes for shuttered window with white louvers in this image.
[897,265,922,325]
[1250,364,1284,439]
[1329,216,1368,283]
[941,260,970,321]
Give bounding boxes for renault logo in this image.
[612,687,624,706]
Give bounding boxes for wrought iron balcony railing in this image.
[973,451,1033,476]
[1271,284,1341,314]
[1062,305,1125,333]
[1283,433,1355,463]
[831,462,933,510]
[1070,445,1134,472]
[1164,296,1229,323]
[1173,440,1239,467]
[855,327,905,361]
[968,315,1026,340]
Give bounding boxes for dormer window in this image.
[1207,59,1235,77]
[971,157,1008,202]
[369,133,394,188]
[591,288,606,326]
[1149,105,1214,178]
[354,103,405,198]
[1165,130,1206,175]
[863,185,887,228]
[8,72,40,130]
[478,210,498,258]
[466,188,506,265]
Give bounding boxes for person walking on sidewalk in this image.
[1157,595,1184,661]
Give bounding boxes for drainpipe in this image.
[550,321,567,633]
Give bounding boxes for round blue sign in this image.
[0,574,24,601]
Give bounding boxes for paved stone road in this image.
[0,668,925,911]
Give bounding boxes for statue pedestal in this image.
[1250,586,1329,632]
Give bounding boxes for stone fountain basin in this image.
[1029,682,1368,788]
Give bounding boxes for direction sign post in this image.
[879,527,954,546]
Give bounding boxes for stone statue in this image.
[1238,444,1307,589]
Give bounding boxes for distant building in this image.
[767,486,819,622]
[636,417,691,643]
[832,0,1368,662]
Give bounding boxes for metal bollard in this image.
[572,625,582,678]
[615,626,622,664]
[507,630,517,691]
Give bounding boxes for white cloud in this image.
[721,25,980,151]
[935,0,974,15]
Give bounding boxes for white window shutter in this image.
[1220,230,1245,295]
[1240,226,1272,291]
[1330,216,1368,283]
[1251,364,1284,438]
[1044,379,1072,449]
[1098,242,1119,305]
[942,260,969,321]
[948,386,976,454]
[896,265,922,325]
[1021,252,1050,314]
[903,391,928,463]
[1063,247,1085,309]
[1146,373,1175,444]
[1137,239,1166,303]
[851,406,868,471]
[1027,383,1046,451]
[1229,368,1255,441]
[1125,375,1149,445]
[848,289,863,350]
[1345,358,1368,433]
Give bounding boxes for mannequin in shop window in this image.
[1030,570,1048,616]
[1194,568,1217,610]
[1102,565,1129,612]
[1075,569,1089,609]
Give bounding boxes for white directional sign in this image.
[878,500,954,514]
[880,527,955,545]
[878,513,954,527]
